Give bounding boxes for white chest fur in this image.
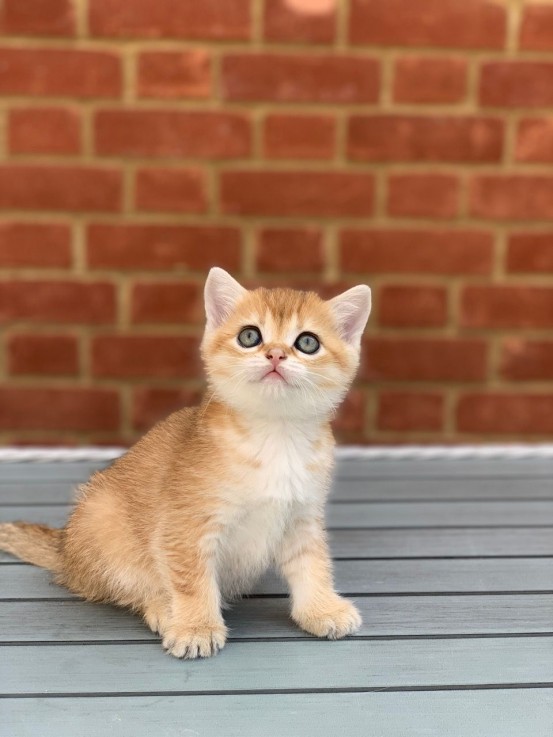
[214,419,332,598]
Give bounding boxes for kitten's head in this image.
[200,268,371,422]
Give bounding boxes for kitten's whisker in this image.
[197,390,216,423]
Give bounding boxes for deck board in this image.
[2,638,552,695]
[3,558,553,599]
[3,500,553,528]
[3,527,552,564]
[2,595,552,641]
[1,454,552,737]
[2,691,552,737]
[1,456,553,480]
[2,476,553,505]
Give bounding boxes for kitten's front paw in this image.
[162,622,227,659]
[293,596,362,640]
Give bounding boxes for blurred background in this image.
[0,0,552,447]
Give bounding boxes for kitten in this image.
[0,268,371,659]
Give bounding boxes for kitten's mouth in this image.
[262,369,287,384]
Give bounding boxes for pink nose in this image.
[266,347,287,369]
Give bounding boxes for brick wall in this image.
[1,0,553,446]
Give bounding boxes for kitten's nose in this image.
[265,347,287,369]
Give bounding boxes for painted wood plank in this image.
[2,691,552,737]
[2,477,552,506]
[2,456,553,483]
[2,638,552,696]
[330,477,553,502]
[2,501,553,529]
[0,483,79,505]
[326,501,553,527]
[3,559,553,600]
[240,558,553,593]
[0,461,109,482]
[335,458,553,479]
[2,527,551,565]
[1,595,552,642]
[326,528,553,558]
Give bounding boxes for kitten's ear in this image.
[328,285,371,347]
[204,267,247,330]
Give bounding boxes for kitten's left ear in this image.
[204,267,247,331]
[328,285,371,347]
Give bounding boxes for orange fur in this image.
[0,269,371,658]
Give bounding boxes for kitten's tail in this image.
[0,522,63,572]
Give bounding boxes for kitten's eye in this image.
[294,332,320,355]
[237,326,262,348]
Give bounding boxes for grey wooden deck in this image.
[0,456,552,736]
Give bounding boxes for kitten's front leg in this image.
[277,517,362,639]
[162,546,227,659]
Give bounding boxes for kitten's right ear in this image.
[204,267,247,330]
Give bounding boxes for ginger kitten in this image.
[0,268,371,659]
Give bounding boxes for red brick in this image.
[363,338,487,382]
[89,0,251,40]
[0,281,115,324]
[95,110,251,159]
[131,282,203,324]
[507,233,553,273]
[379,286,447,328]
[137,51,211,99]
[92,335,201,379]
[516,119,553,163]
[387,174,460,219]
[520,5,553,51]
[222,53,379,103]
[221,171,374,217]
[469,176,553,220]
[8,334,78,376]
[340,229,493,275]
[0,48,121,98]
[350,0,506,49]
[87,224,241,271]
[332,389,366,435]
[0,0,75,36]
[0,223,71,268]
[480,62,553,108]
[457,394,553,435]
[501,339,553,381]
[9,107,81,155]
[264,0,336,43]
[348,115,502,163]
[256,228,324,273]
[461,286,553,329]
[263,114,335,160]
[132,387,203,431]
[393,56,467,104]
[135,168,207,214]
[378,391,444,432]
[0,165,122,213]
[0,387,119,431]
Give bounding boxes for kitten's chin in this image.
[211,378,344,423]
